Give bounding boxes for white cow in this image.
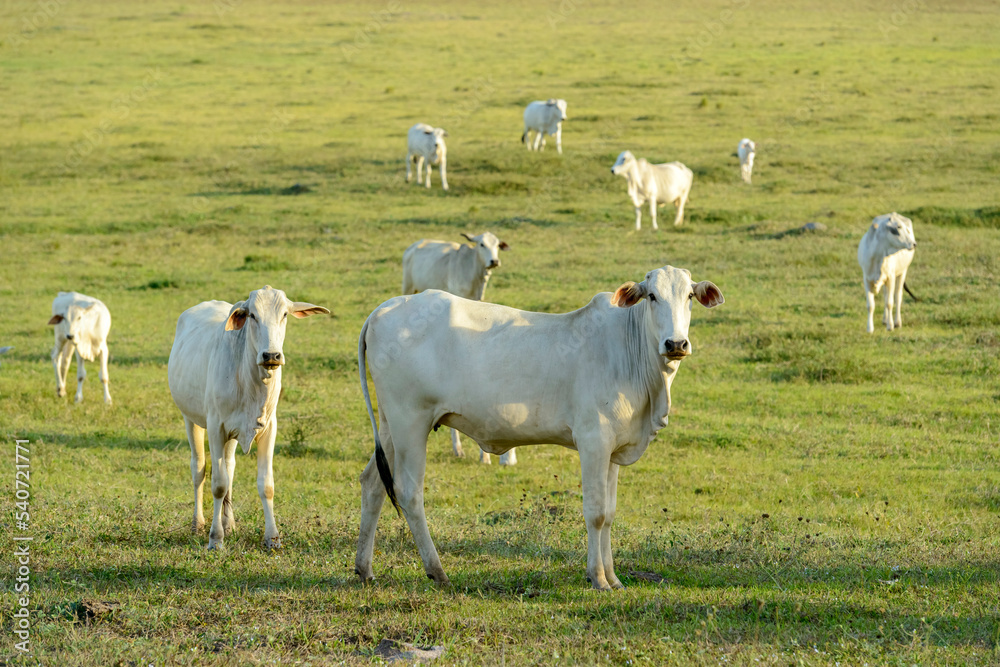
[355,265,724,590]
[401,231,513,465]
[611,151,693,230]
[47,292,112,405]
[406,123,449,191]
[858,212,917,333]
[167,286,329,549]
[522,99,568,154]
[737,138,756,184]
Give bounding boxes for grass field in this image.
[2,0,999,664]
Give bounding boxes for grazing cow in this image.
[406,123,449,191]
[48,292,112,405]
[167,286,329,549]
[355,265,724,590]
[401,231,514,465]
[522,99,568,154]
[858,212,917,333]
[737,138,756,184]
[611,151,693,230]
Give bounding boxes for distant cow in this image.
[48,292,112,405]
[168,286,329,549]
[858,212,917,333]
[611,151,693,230]
[737,138,756,184]
[401,231,513,464]
[355,265,724,590]
[406,123,449,190]
[522,99,568,154]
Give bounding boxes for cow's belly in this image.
[440,403,574,450]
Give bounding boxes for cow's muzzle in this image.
[662,339,690,360]
[488,260,500,269]
[260,351,284,368]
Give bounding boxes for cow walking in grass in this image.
[168,286,329,549]
[611,150,693,230]
[355,265,724,590]
[406,123,449,190]
[858,212,917,333]
[401,231,514,464]
[48,292,113,405]
[522,99,568,154]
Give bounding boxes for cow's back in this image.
[168,300,231,425]
[652,162,692,202]
[402,240,464,295]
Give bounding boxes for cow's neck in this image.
[459,245,491,300]
[622,304,674,437]
[230,329,281,452]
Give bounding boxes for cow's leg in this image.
[222,438,237,535]
[479,448,491,465]
[533,131,543,151]
[356,416,392,581]
[674,189,688,226]
[579,447,613,590]
[539,133,547,151]
[73,348,86,403]
[864,281,876,333]
[894,270,907,329]
[601,462,623,589]
[450,428,464,457]
[439,157,448,191]
[406,153,413,183]
[649,197,658,231]
[391,415,448,585]
[98,344,111,405]
[186,418,207,532]
[207,421,234,550]
[556,124,563,154]
[633,205,643,231]
[52,343,70,397]
[256,419,280,549]
[498,448,517,466]
[883,274,896,331]
[416,156,425,186]
[425,162,433,189]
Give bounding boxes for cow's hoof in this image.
[104,398,113,406]
[57,389,66,398]
[192,518,205,533]
[207,540,224,551]
[74,395,83,404]
[264,536,282,550]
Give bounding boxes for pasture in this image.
[2,0,999,663]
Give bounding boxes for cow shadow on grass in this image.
[19,430,184,452]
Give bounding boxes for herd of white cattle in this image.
[34,99,920,589]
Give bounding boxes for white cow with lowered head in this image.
[48,291,112,405]
[737,138,756,184]
[522,99,568,154]
[611,151,693,230]
[168,285,329,549]
[406,123,449,190]
[355,265,724,590]
[401,231,513,465]
[858,212,917,333]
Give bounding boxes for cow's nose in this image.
[911,241,917,248]
[261,351,284,366]
[488,260,499,269]
[664,339,690,355]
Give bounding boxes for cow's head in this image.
[425,127,448,160]
[47,298,96,344]
[741,139,756,154]
[611,150,635,176]
[549,98,568,121]
[462,232,510,270]
[225,285,329,377]
[612,266,724,361]
[877,212,916,252]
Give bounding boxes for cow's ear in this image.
[499,241,510,251]
[461,233,474,243]
[693,281,724,308]
[441,130,448,137]
[612,281,646,307]
[225,302,248,331]
[290,302,331,319]
[48,314,64,325]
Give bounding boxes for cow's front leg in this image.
[223,438,237,535]
[533,131,543,151]
[883,274,896,331]
[186,418,207,532]
[649,196,659,231]
[207,422,234,550]
[674,191,688,226]
[98,345,111,405]
[579,447,613,590]
[73,349,86,403]
[438,157,448,191]
[601,462,623,589]
[425,162,433,189]
[405,154,413,183]
[864,282,876,333]
[257,419,280,549]
[52,344,71,397]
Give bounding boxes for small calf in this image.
[406,123,449,190]
[857,212,917,333]
[48,292,112,404]
[522,99,568,154]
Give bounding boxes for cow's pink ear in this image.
[48,314,64,325]
[290,302,330,319]
[693,281,724,308]
[225,307,248,331]
[499,241,510,251]
[612,281,646,307]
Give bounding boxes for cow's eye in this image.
[282,312,287,320]
[889,227,900,235]
[249,312,256,321]
[688,293,695,300]
[648,294,656,303]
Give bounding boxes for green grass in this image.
[2,0,1000,664]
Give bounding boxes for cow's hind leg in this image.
[186,418,207,532]
[53,343,71,397]
[864,281,876,333]
[674,188,689,226]
[356,416,393,581]
[883,274,896,331]
[499,448,517,466]
[98,344,111,405]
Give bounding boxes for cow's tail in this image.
[520,131,527,145]
[903,282,918,302]
[358,314,401,517]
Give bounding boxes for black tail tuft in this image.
[521,132,527,144]
[374,440,401,518]
[903,282,918,302]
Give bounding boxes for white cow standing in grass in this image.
[355,265,724,590]
[611,151,693,230]
[738,138,756,184]
[48,292,112,405]
[168,286,329,549]
[406,123,449,190]
[401,231,514,465]
[858,212,917,333]
[522,99,568,154]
